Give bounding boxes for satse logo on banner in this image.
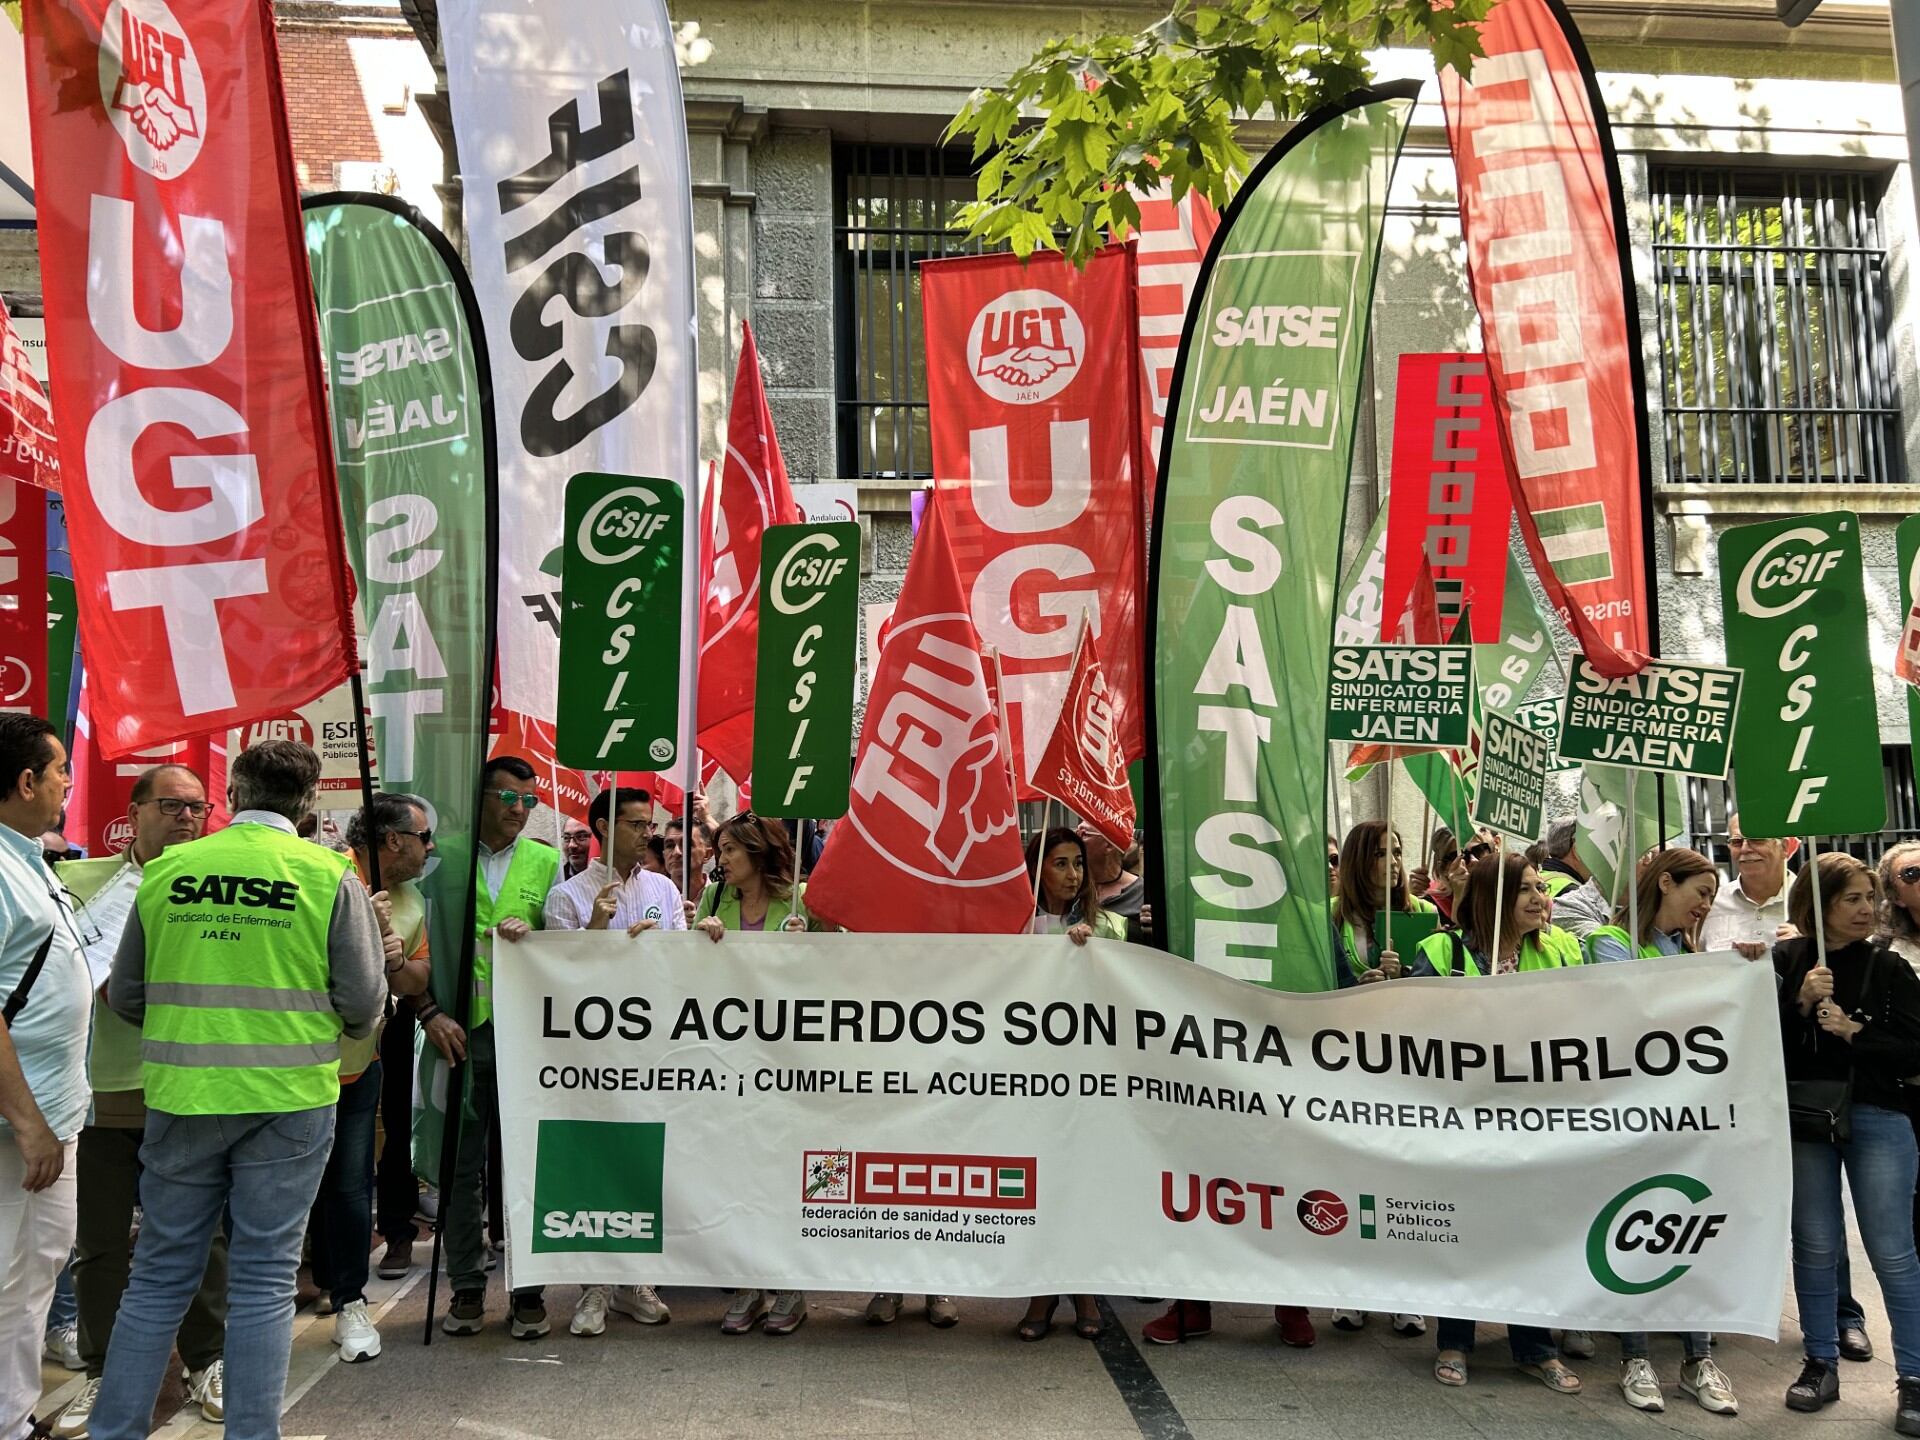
[101,0,205,177]
[532,1118,665,1253]
[968,291,1083,403]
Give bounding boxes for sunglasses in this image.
[491,789,540,809]
[396,828,434,846]
[141,797,210,818]
[1464,844,1493,862]
[1898,865,1920,887]
[1437,850,1461,868]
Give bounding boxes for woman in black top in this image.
[1775,852,1920,1431]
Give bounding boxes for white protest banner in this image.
[496,932,1788,1335]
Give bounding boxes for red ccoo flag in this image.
[806,493,1031,934]
[1030,614,1134,851]
[698,325,801,783]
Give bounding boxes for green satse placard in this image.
[1899,515,1920,759]
[752,522,859,817]
[1326,644,1473,748]
[1718,512,1884,834]
[1473,710,1551,842]
[1512,696,1573,772]
[557,474,684,771]
[1557,656,1741,779]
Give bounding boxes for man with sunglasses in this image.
[438,757,560,1342]
[51,765,232,1437]
[0,714,89,1440]
[1698,814,1802,961]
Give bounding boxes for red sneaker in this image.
[1142,1299,1213,1345]
[1275,1306,1316,1348]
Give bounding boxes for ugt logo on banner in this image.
[967,290,1084,402]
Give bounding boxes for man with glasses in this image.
[87,739,385,1440]
[0,714,89,1440]
[1699,814,1802,960]
[52,765,232,1437]
[440,757,560,1341]
[560,818,593,880]
[542,786,680,1338]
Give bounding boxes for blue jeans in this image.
[89,1107,335,1440]
[45,1253,77,1332]
[1617,1331,1711,1360]
[1837,1254,1867,1330]
[310,1062,381,1309]
[1436,1317,1556,1365]
[1791,1103,1920,1376]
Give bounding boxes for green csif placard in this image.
[557,474,684,771]
[1326,644,1473,749]
[752,522,859,817]
[1900,514,1920,758]
[1719,512,1884,835]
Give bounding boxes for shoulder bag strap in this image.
[2,924,60,1027]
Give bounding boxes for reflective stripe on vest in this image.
[135,825,350,1115]
[470,839,559,1029]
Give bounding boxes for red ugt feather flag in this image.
[1029,614,1134,851]
[806,493,1031,934]
[697,324,800,781]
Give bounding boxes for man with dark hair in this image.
[306,795,437,1363]
[89,740,385,1440]
[439,756,560,1341]
[0,713,88,1440]
[52,764,229,1437]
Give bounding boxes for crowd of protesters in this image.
[9,710,1920,1435]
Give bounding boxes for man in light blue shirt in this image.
[0,713,90,1440]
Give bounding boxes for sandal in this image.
[1519,1359,1582,1394]
[1016,1317,1053,1342]
[1074,1308,1104,1340]
[1435,1354,1468,1387]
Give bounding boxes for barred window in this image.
[1652,167,1902,485]
[833,144,984,479]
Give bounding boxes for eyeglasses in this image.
[50,883,102,948]
[491,790,540,809]
[1898,865,1920,886]
[395,829,433,846]
[1727,836,1769,850]
[141,798,209,818]
[1465,844,1493,861]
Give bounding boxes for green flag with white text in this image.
[304,194,496,1182]
[1147,83,1416,993]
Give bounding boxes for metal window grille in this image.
[1685,744,1918,866]
[833,144,986,479]
[1652,166,1902,485]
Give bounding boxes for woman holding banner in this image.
[693,814,823,1337]
[1409,854,1581,977]
[1581,850,1718,963]
[1331,822,1435,985]
[1016,828,1118,1342]
[1777,854,1920,1430]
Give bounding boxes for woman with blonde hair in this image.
[1878,841,1920,971]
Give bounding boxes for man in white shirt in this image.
[542,787,680,1339]
[1698,814,1800,960]
[544,789,687,937]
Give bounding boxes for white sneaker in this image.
[1391,1313,1426,1337]
[1681,1356,1738,1414]
[609,1284,670,1325]
[188,1359,225,1421]
[334,1299,382,1362]
[1620,1358,1666,1411]
[720,1288,769,1334]
[1560,1328,1596,1358]
[54,1376,101,1438]
[571,1286,610,1336]
[1331,1309,1367,1332]
[44,1323,82,1371]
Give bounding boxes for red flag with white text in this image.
[1383,354,1513,643]
[806,493,1031,934]
[0,478,48,717]
[0,298,60,493]
[921,245,1146,797]
[23,0,356,757]
[1030,615,1134,850]
[698,325,800,782]
[1441,0,1651,675]
[1130,185,1219,488]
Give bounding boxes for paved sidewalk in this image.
[39,1230,1907,1439]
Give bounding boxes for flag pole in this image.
[1489,832,1507,975]
[1808,836,1827,969]
[1624,768,1640,948]
[1382,755,1395,974]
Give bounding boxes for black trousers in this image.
[376,1000,419,1244]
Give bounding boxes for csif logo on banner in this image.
[967,291,1083,404]
[497,71,661,634]
[1586,1174,1727,1295]
[101,0,205,177]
